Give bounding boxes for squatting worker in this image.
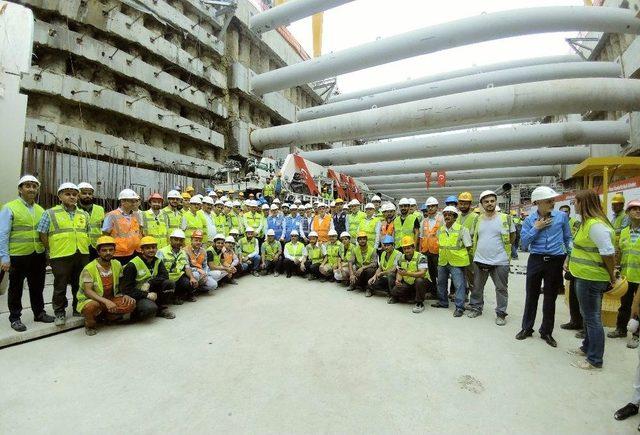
[567,190,616,371]
[516,186,571,348]
[389,236,429,314]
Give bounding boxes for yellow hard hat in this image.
[95,236,116,248]
[356,231,368,238]
[139,236,158,247]
[181,192,191,200]
[185,186,195,193]
[335,198,344,204]
[458,192,473,202]
[612,193,625,204]
[606,276,628,298]
[400,236,414,247]
[510,210,516,216]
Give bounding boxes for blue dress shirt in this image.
[520,210,572,256]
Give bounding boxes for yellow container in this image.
[564,279,621,328]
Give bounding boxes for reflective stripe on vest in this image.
[619,226,640,283]
[380,220,394,239]
[420,215,443,254]
[159,246,188,282]
[6,198,45,256]
[458,212,478,235]
[312,214,332,243]
[263,241,280,261]
[207,247,222,266]
[160,206,182,230]
[437,223,470,267]
[358,217,379,249]
[569,218,612,282]
[183,211,206,240]
[240,237,256,256]
[285,242,304,259]
[399,251,427,284]
[380,249,400,272]
[214,213,229,237]
[244,212,264,236]
[87,205,105,248]
[326,241,341,267]
[472,213,512,259]
[47,205,90,259]
[76,259,122,313]
[307,244,323,264]
[353,245,374,267]
[340,243,353,262]
[142,210,168,249]
[108,209,141,257]
[348,211,365,238]
[129,255,160,288]
[393,214,417,248]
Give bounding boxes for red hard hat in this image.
[148,192,163,202]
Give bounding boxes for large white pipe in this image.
[298,62,621,121]
[360,166,560,185]
[333,146,589,178]
[251,7,640,94]
[369,177,544,191]
[378,186,499,195]
[251,78,640,149]
[249,0,355,34]
[330,55,582,103]
[300,121,628,166]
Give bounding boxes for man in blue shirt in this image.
[516,186,572,348]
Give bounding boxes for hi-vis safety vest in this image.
[5,198,45,256]
[358,216,380,249]
[398,251,428,285]
[312,214,332,243]
[353,245,375,267]
[239,237,257,257]
[307,244,324,264]
[285,242,304,261]
[106,209,141,257]
[569,217,580,238]
[46,205,90,259]
[87,204,105,248]
[214,213,229,237]
[159,246,188,282]
[129,255,161,288]
[620,226,640,284]
[348,211,365,239]
[340,243,354,262]
[142,209,168,249]
[457,212,478,236]
[76,259,123,313]
[160,206,182,230]
[326,241,341,267]
[393,214,418,248]
[472,213,512,258]
[183,210,206,241]
[207,247,223,267]
[244,212,264,237]
[437,223,470,267]
[380,249,400,272]
[420,214,443,254]
[569,218,612,282]
[262,241,281,262]
[612,212,627,246]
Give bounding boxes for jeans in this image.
[521,254,564,335]
[240,255,261,273]
[470,262,509,317]
[437,264,467,310]
[575,278,607,368]
[7,252,47,322]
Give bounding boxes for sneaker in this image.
[229,278,239,285]
[10,320,27,332]
[628,335,639,349]
[607,329,627,339]
[34,312,55,323]
[495,316,506,326]
[412,303,425,314]
[173,297,184,305]
[84,327,97,336]
[54,314,66,326]
[566,348,587,357]
[387,297,397,304]
[364,290,372,297]
[575,330,586,339]
[571,359,601,370]
[274,272,280,277]
[453,309,464,317]
[252,271,260,277]
[467,310,481,318]
[157,310,176,319]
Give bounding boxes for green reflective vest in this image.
[326,241,342,267]
[307,244,324,265]
[619,226,640,283]
[160,206,182,231]
[353,245,375,267]
[244,212,264,237]
[380,249,400,272]
[239,237,257,257]
[129,255,161,288]
[263,181,275,198]
[262,241,281,262]
[285,242,304,260]
[472,213,512,258]
[159,246,188,282]
[393,214,418,248]
[5,198,45,256]
[207,246,223,267]
[348,211,365,238]
[86,204,105,248]
[340,243,353,262]
[358,216,379,249]
[214,213,229,237]
[438,223,470,267]
[46,205,90,259]
[569,218,612,282]
[183,210,206,240]
[142,209,168,249]
[612,212,628,246]
[458,212,478,236]
[228,212,242,233]
[76,259,122,313]
[398,251,428,284]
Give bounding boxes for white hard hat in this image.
[282,203,290,208]
[220,196,229,202]
[167,190,182,199]
[479,190,497,202]
[398,198,410,206]
[442,205,459,215]
[273,198,281,204]
[169,229,186,239]
[229,228,240,235]
[330,201,336,207]
[364,202,375,209]
[193,194,203,201]
[290,230,299,236]
[244,199,251,206]
[306,204,313,209]
[290,204,298,210]
[18,175,40,187]
[202,196,214,205]
[425,197,438,206]
[318,203,327,208]
[328,229,338,236]
[348,199,360,206]
[213,233,225,241]
[77,182,94,191]
[232,201,241,207]
[342,204,349,210]
[57,182,79,193]
[381,202,395,212]
[266,229,275,236]
[308,231,318,237]
[294,199,302,204]
[270,204,279,210]
[189,196,202,204]
[340,231,351,238]
[530,186,559,203]
[224,201,233,207]
[371,195,381,202]
[210,191,218,196]
[249,200,259,207]
[408,198,417,205]
[225,236,236,243]
[214,199,224,206]
[118,189,139,200]
[261,204,270,210]
[245,226,255,233]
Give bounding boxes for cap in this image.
[266,229,275,236]
[225,236,236,244]
[328,229,338,236]
[139,236,158,247]
[364,203,375,209]
[340,231,351,239]
[382,235,394,245]
[77,182,94,191]
[191,230,204,239]
[400,236,414,247]
[118,189,139,200]
[442,205,459,215]
[189,196,202,204]
[167,190,182,199]
[169,229,186,239]
[290,230,299,236]
[18,175,40,187]
[57,182,79,194]
[95,236,116,248]
[202,196,214,205]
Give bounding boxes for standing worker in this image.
[182,196,207,241]
[419,197,443,297]
[332,198,347,236]
[141,193,168,249]
[515,186,571,348]
[102,189,142,264]
[263,176,275,204]
[611,193,630,246]
[457,192,478,297]
[77,182,104,260]
[38,183,91,326]
[358,203,382,251]
[393,198,420,250]
[347,199,366,241]
[312,203,334,244]
[0,175,54,332]
[159,190,184,234]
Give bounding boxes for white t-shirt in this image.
[473,214,516,266]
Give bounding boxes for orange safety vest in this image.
[420,214,443,254]
[312,214,332,243]
[107,209,141,257]
[380,220,394,239]
[222,248,235,267]
[185,246,206,274]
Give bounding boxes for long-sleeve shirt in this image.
[121,255,169,300]
[0,197,39,263]
[283,242,307,261]
[520,210,572,256]
[267,215,285,239]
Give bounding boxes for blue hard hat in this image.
[382,235,394,245]
[419,203,428,211]
[445,195,459,204]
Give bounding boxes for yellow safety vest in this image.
[129,255,161,288]
[262,241,281,262]
[398,251,428,284]
[438,223,470,267]
[569,217,580,238]
[214,213,229,237]
[285,242,304,260]
[340,243,353,262]
[263,181,275,198]
[348,211,365,238]
[183,210,206,240]
[458,212,478,235]
[76,259,122,313]
[142,209,168,249]
[239,237,257,256]
[472,213,512,258]
[380,249,400,272]
[244,212,264,237]
[86,204,105,248]
[358,216,380,249]
[159,246,188,282]
[353,245,375,267]
[46,205,90,259]
[160,206,183,230]
[393,214,418,248]
[569,218,612,282]
[619,226,640,284]
[307,244,324,265]
[326,241,341,267]
[5,198,45,256]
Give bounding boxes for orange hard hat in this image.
[191,230,204,239]
[148,192,163,202]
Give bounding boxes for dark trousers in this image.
[424,252,439,294]
[8,252,47,322]
[263,258,283,274]
[174,275,194,299]
[616,282,640,333]
[352,267,376,288]
[133,279,175,321]
[305,261,322,278]
[566,272,583,326]
[369,273,395,294]
[50,251,90,316]
[391,278,427,303]
[521,254,565,335]
[283,258,304,277]
[88,245,98,261]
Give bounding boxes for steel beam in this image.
[251,78,640,149]
[249,0,355,34]
[300,121,628,166]
[330,55,581,103]
[251,6,640,94]
[368,177,543,191]
[297,62,621,121]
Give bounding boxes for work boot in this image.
[495,316,506,326]
[628,335,640,349]
[614,403,639,421]
[274,272,280,277]
[560,321,582,330]
[85,327,97,336]
[157,310,176,319]
[453,309,464,318]
[365,289,372,297]
[347,284,355,291]
[10,320,27,332]
[412,303,425,314]
[34,312,55,323]
[515,329,533,340]
[575,330,586,339]
[54,314,66,326]
[467,310,481,319]
[173,297,184,305]
[607,329,627,339]
[308,275,317,281]
[387,297,397,304]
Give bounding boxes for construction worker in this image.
[419,197,443,297]
[389,236,429,313]
[141,193,168,249]
[159,190,183,234]
[393,198,420,250]
[347,199,366,240]
[77,236,136,336]
[102,189,142,265]
[457,192,478,295]
[444,195,458,208]
[371,195,383,218]
[221,236,240,284]
[348,232,378,291]
[609,199,640,348]
[510,210,522,259]
[358,203,381,251]
[229,201,243,234]
[206,233,230,283]
[559,204,581,237]
[185,185,196,198]
[467,190,516,326]
[212,199,230,237]
[283,230,307,278]
[379,202,396,245]
[612,192,630,247]
[185,230,217,292]
[290,204,304,240]
[319,229,342,282]
[261,203,270,218]
[77,182,104,260]
[266,204,284,243]
[180,191,191,210]
[338,232,354,284]
[200,197,216,238]
[157,229,198,303]
[260,229,283,276]
[243,200,265,244]
[408,198,421,222]
[38,182,90,326]
[0,175,54,331]
[516,187,571,348]
[263,176,275,204]
[121,236,176,321]
[182,196,207,241]
[567,190,616,370]
[366,235,399,297]
[311,203,334,244]
[431,206,472,317]
[300,203,314,241]
[305,231,325,280]
[238,227,261,276]
[332,198,347,236]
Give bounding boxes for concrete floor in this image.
[0,255,638,434]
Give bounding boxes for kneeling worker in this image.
[157,229,198,303]
[283,230,306,278]
[185,230,217,293]
[366,235,399,297]
[305,231,325,280]
[77,236,136,335]
[121,236,176,321]
[319,229,341,282]
[390,236,429,313]
[348,232,378,291]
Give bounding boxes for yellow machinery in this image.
[275,0,323,57]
